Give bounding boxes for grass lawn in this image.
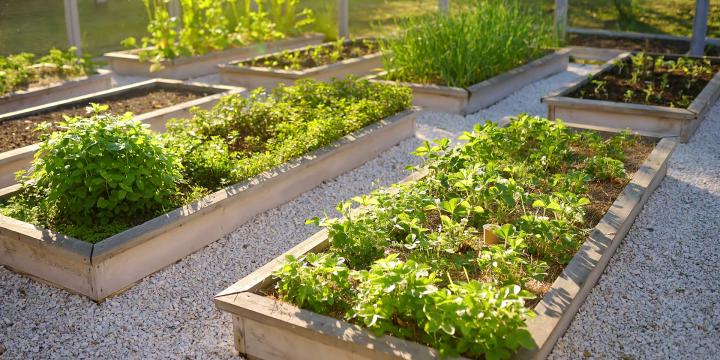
[0,0,718,56]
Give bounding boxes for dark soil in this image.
[569,33,720,56]
[0,87,208,152]
[241,39,378,70]
[570,54,720,107]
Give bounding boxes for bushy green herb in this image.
[1,105,181,243]
[123,0,314,70]
[163,77,412,192]
[274,115,645,358]
[379,0,556,88]
[0,47,96,96]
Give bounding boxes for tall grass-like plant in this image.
[380,0,555,88]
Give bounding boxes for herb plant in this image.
[241,38,378,71]
[576,52,718,108]
[1,105,181,243]
[123,0,315,71]
[379,0,556,88]
[0,47,96,96]
[273,115,651,358]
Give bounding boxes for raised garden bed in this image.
[370,50,569,115]
[0,79,418,302]
[105,34,324,79]
[215,117,676,360]
[542,52,720,142]
[0,79,242,188]
[0,69,112,115]
[219,38,382,89]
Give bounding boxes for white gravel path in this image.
[549,93,720,359]
[7,62,700,360]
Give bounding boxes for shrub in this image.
[3,105,181,241]
[380,0,555,88]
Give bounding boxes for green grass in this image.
[1,0,718,56]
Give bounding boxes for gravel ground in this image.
[549,94,720,359]
[4,62,690,360]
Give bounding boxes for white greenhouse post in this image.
[338,0,349,38]
[554,0,568,41]
[690,0,710,56]
[438,0,449,13]
[168,0,181,25]
[64,0,82,55]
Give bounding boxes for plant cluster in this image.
[242,38,378,71]
[379,0,556,88]
[123,0,315,70]
[2,105,181,242]
[0,78,411,242]
[577,52,718,108]
[163,77,412,192]
[0,47,96,96]
[274,115,645,359]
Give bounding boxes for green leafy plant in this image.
[243,38,378,71]
[2,104,181,242]
[123,0,315,71]
[379,0,556,88]
[274,115,649,358]
[0,47,96,96]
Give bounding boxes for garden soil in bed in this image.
[0,88,209,152]
[240,39,378,70]
[569,33,720,56]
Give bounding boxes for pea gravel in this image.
[4,63,712,359]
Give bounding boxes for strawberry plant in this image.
[0,47,96,96]
[274,115,651,358]
[242,38,378,71]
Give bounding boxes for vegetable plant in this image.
[379,0,556,88]
[123,0,315,71]
[273,115,651,359]
[242,38,378,71]
[0,47,96,96]
[574,52,718,108]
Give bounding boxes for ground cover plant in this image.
[572,52,720,108]
[0,77,411,243]
[271,115,655,359]
[122,0,315,71]
[239,38,378,70]
[379,0,556,88]
[0,47,96,96]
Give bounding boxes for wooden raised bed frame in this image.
[218,38,383,90]
[0,69,112,115]
[0,109,418,301]
[104,34,325,79]
[368,49,569,115]
[543,52,720,143]
[0,79,243,189]
[214,134,677,360]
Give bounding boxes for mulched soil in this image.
[241,39,378,70]
[0,87,208,152]
[569,33,690,54]
[570,56,720,107]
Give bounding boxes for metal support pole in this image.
[438,0,449,13]
[690,0,709,56]
[554,0,568,42]
[338,0,349,38]
[168,0,181,29]
[64,0,82,54]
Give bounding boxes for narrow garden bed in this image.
[0,48,111,114]
[0,78,417,301]
[215,116,676,360]
[542,52,720,142]
[0,79,241,188]
[366,0,566,115]
[219,38,382,89]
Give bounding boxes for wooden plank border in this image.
[0,79,243,189]
[0,69,112,115]
[104,34,325,79]
[368,49,569,115]
[0,108,419,301]
[219,38,383,90]
[214,133,677,360]
[543,52,720,142]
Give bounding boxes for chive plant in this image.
[380,0,556,88]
